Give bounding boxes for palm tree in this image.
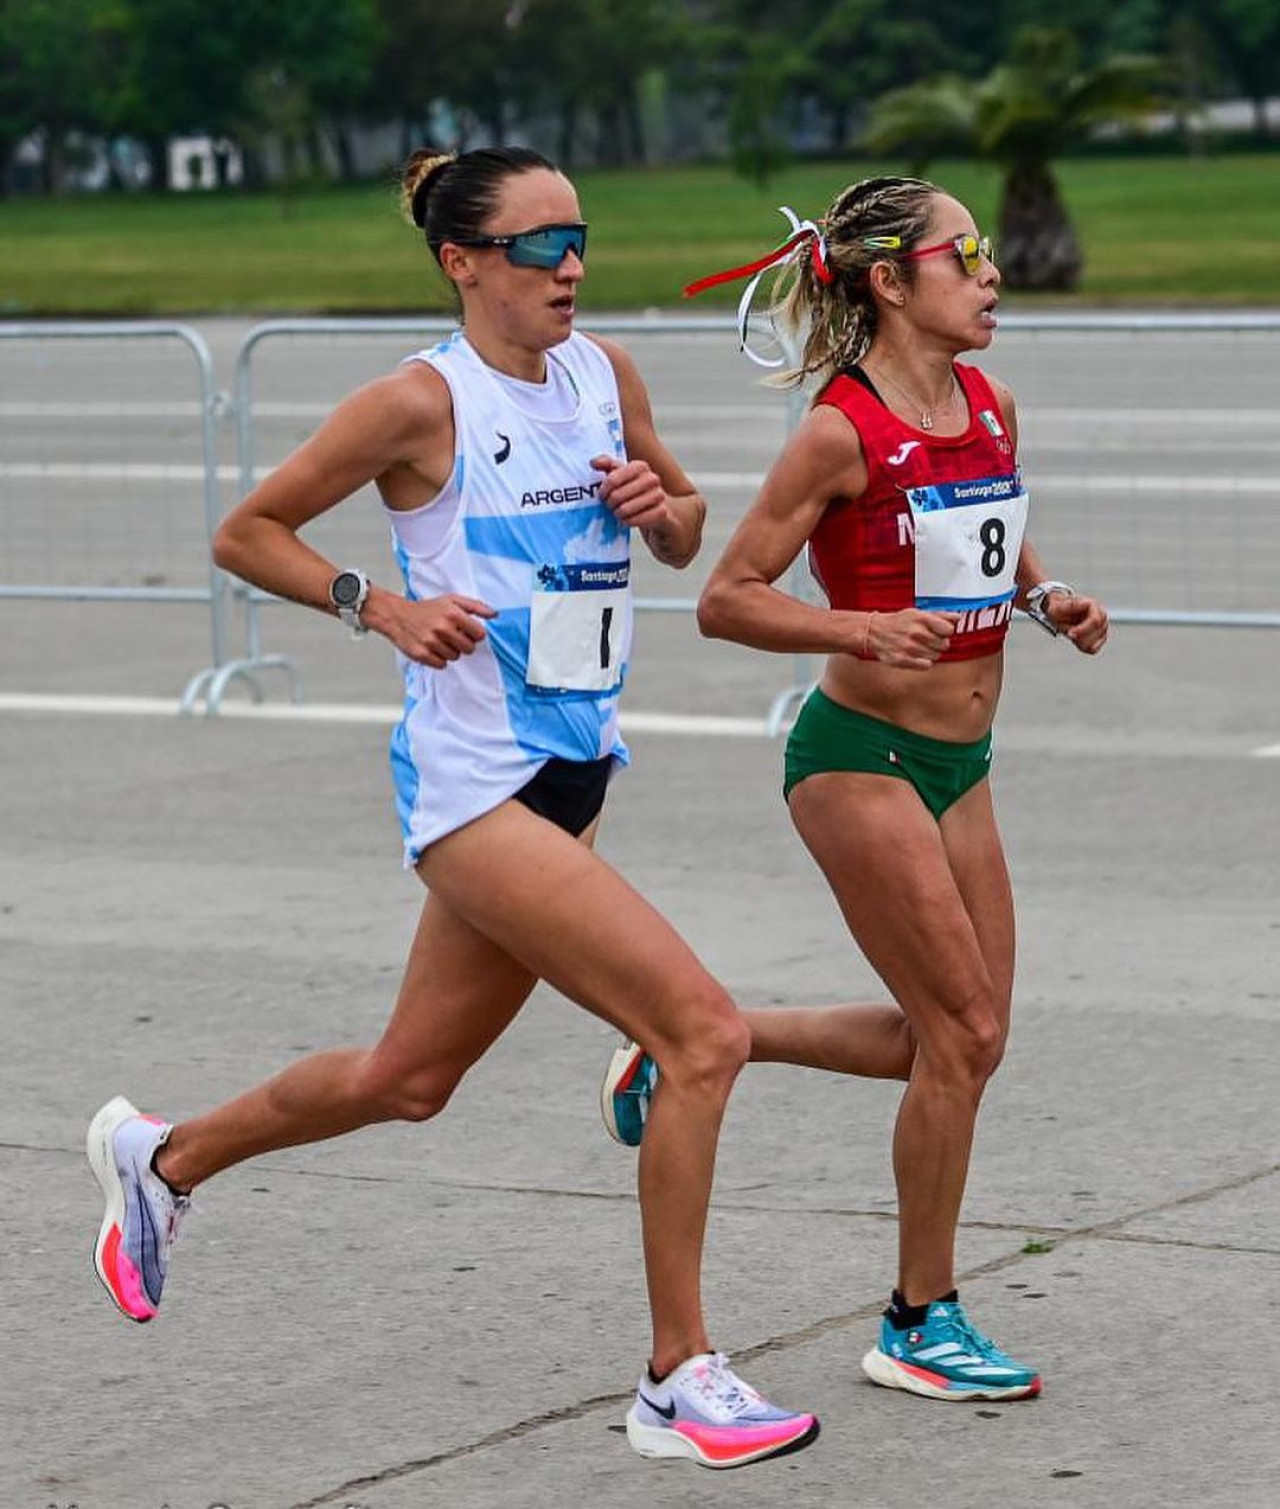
[862,28,1164,291]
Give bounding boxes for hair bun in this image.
[401,149,456,228]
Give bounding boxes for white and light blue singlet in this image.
[389,331,631,862]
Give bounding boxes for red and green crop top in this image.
[809,363,1028,662]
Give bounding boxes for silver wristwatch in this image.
[328,569,370,636]
[1023,580,1075,637]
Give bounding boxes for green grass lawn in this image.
[1,154,1277,315]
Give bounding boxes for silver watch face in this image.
[331,571,364,609]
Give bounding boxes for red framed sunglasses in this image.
[865,232,994,277]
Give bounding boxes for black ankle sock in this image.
[886,1287,958,1331]
[647,1362,670,1385]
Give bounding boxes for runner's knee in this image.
[920,993,1003,1091]
[659,987,751,1094]
[356,1050,463,1124]
[954,1006,1003,1087]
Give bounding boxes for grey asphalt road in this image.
[1,320,1278,1509]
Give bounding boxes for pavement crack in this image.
[1097,1229,1279,1257]
[0,1139,82,1156]
[286,1391,630,1509]
[283,1156,1280,1506]
[1046,1158,1280,1246]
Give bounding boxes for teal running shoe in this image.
[600,1040,658,1146]
[861,1299,1041,1401]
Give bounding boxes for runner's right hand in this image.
[386,594,497,668]
[863,608,959,670]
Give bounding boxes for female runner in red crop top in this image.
[695,176,1108,1401]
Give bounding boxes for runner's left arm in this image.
[990,376,1108,654]
[588,335,706,568]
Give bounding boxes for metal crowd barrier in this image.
[4,313,1277,723]
[980,311,1280,632]
[0,322,231,695]
[221,314,814,722]
[224,311,1280,725]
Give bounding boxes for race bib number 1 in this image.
[527,562,629,693]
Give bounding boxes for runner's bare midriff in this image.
[821,648,1003,744]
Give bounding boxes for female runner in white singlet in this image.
[85,146,819,1472]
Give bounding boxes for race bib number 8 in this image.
[527,561,630,693]
[908,475,1029,610]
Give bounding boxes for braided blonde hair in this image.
[775,176,940,388]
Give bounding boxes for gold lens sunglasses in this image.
[863,232,994,276]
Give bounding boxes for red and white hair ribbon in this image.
[683,206,833,369]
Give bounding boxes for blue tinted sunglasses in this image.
[456,221,588,269]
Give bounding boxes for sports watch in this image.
[328,569,370,635]
[1023,580,1076,638]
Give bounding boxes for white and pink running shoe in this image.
[626,1351,819,1468]
[87,1095,189,1322]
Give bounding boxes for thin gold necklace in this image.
[866,364,958,431]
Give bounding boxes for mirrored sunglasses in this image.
[900,232,994,277]
[458,222,588,269]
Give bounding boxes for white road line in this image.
[1017,408,1280,429]
[0,462,233,482]
[0,462,274,483]
[0,693,396,721]
[697,473,1280,495]
[0,400,355,419]
[0,691,766,736]
[1024,438,1280,457]
[2,462,1279,496]
[0,693,193,718]
[5,402,1278,427]
[0,402,206,418]
[0,691,1274,757]
[624,711,767,737]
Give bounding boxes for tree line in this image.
[1,0,1276,195]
